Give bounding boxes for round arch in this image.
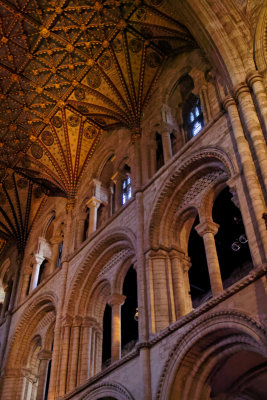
[80,381,134,400]
[4,292,57,369]
[65,227,136,317]
[148,148,236,249]
[157,311,267,400]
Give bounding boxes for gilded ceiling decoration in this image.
[0,0,196,253]
[0,171,47,254]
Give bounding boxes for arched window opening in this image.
[183,93,204,138]
[178,73,204,140]
[57,242,63,267]
[37,259,48,286]
[122,176,132,205]
[212,187,253,288]
[121,266,138,356]
[188,216,211,308]
[102,304,112,369]
[156,133,164,171]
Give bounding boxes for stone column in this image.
[36,350,52,400]
[108,293,125,362]
[147,249,171,333]
[49,238,62,273]
[78,317,95,384]
[86,197,101,236]
[132,134,142,190]
[183,258,193,313]
[20,267,32,300]
[247,71,267,135]
[161,131,172,163]
[149,141,157,177]
[195,221,223,297]
[223,96,267,259]
[58,315,72,396]
[235,83,267,189]
[75,213,87,248]
[169,250,187,318]
[68,315,82,392]
[111,172,124,212]
[29,255,44,292]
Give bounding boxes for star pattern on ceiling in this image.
[0,0,197,254]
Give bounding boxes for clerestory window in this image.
[183,94,204,139]
[122,176,132,205]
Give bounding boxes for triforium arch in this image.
[65,227,136,317]
[149,148,235,249]
[0,293,57,400]
[157,311,267,400]
[56,229,137,395]
[80,381,134,400]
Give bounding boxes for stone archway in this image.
[157,311,267,400]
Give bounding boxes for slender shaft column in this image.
[48,204,73,400]
[149,142,157,177]
[223,96,267,259]
[247,71,267,135]
[29,255,44,292]
[68,316,82,392]
[76,216,86,248]
[20,267,32,300]
[49,238,62,272]
[169,250,187,317]
[36,350,52,400]
[89,326,96,377]
[132,134,142,189]
[235,83,267,189]
[58,316,72,396]
[108,293,125,362]
[86,197,101,235]
[195,221,223,297]
[183,259,193,313]
[161,131,172,163]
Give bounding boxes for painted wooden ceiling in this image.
[0,0,197,254]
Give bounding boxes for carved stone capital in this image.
[86,196,101,209]
[73,315,83,327]
[147,248,169,259]
[62,314,73,327]
[234,82,250,99]
[222,95,236,110]
[108,293,126,307]
[195,220,219,237]
[38,349,52,360]
[83,316,97,327]
[247,71,263,87]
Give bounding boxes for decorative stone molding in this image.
[81,381,135,400]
